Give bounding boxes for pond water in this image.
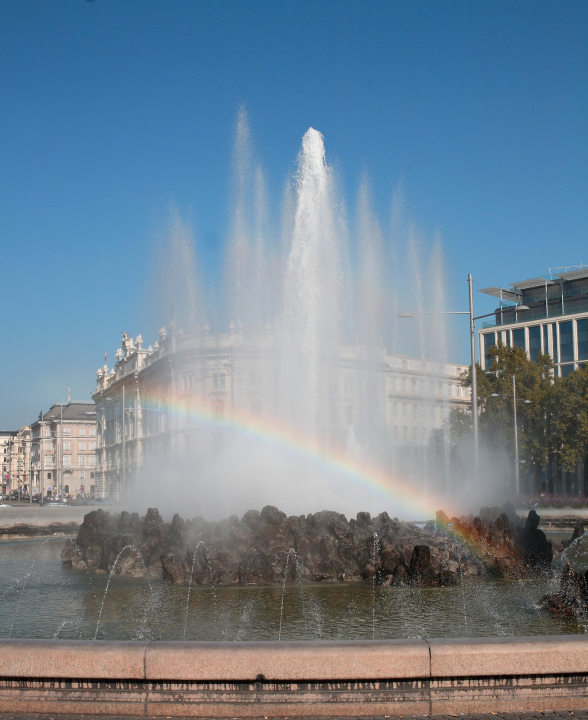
[0,537,583,641]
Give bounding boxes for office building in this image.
[478,267,588,377]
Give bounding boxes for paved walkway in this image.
[1,712,588,720]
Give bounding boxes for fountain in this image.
[95,111,471,522]
[2,117,580,644]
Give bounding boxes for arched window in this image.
[64,484,70,495]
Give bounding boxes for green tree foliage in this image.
[451,342,588,487]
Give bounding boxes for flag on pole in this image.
[104,350,107,364]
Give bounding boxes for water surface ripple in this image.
[0,538,582,640]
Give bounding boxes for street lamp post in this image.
[122,383,125,502]
[59,403,63,500]
[398,273,529,484]
[513,374,519,495]
[490,374,531,495]
[468,274,479,481]
[40,417,45,501]
[49,415,56,497]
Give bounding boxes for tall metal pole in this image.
[29,428,32,505]
[17,434,21,502]
[513,374,520,495]
[60,402,63,500]
[468,274,480,482]
[40,418,45,501]
[122,383,126,502]
[230,343,234,413]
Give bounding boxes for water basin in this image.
[0,538,584,640]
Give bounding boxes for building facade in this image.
[1,430,16,495]
[1,429,23,495]
[478,268,588,377]
[1,427,31,496]
[29,403,98,499]
[93,327,470,500]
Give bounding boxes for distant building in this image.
[1,427,30,496]
[29,403,97,499]
[93,327,470,500]
[1,430,17,494]
[478,267,588,377]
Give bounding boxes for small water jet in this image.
[457,546,469,636]
[278,548,301,641]
[372,530,380,639]
[94,544,152,640]
[183,540,215,641]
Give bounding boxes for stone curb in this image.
[4,636,588,681]
[1,636,588,716]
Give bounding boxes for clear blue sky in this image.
[1,0,587,428]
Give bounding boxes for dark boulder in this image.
[542,562,588,618]
[518,510,553,569]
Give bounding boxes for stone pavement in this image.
[1,712,588,720]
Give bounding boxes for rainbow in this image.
[156,394,504,569]
[136,389,456,522]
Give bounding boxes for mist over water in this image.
[136,113,465,521]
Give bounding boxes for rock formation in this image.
[62,505,486,587]
[541,522,588,618]
[541,563,588,618]
[62,504,553,586]
[434,506,553,577]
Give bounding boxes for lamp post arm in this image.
[397,310,497,319]
[469,274,480,484]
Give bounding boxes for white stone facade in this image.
[93,326,470,500]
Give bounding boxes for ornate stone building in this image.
[93,326,470,500]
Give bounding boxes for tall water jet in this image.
[98,116,467,518]
[282,127,345,438]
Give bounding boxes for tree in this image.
[450,341,588,496]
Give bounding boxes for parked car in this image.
[41,500,68,507]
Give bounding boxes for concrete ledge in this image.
[1,636,588,716]
[145,639,430,681]
[429,635,588,677]
[0,639,147,680]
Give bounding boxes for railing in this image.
[483,297,588,327]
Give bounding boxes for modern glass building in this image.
[478,267,588,378]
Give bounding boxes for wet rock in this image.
[541,562,588,618]
[562,522,586,549]
[433,508,552,578]
[65,504,486,587]
[518,510,553,569]
[409,545,437,585]
[161,554,190,584]
[435,510,449,532]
